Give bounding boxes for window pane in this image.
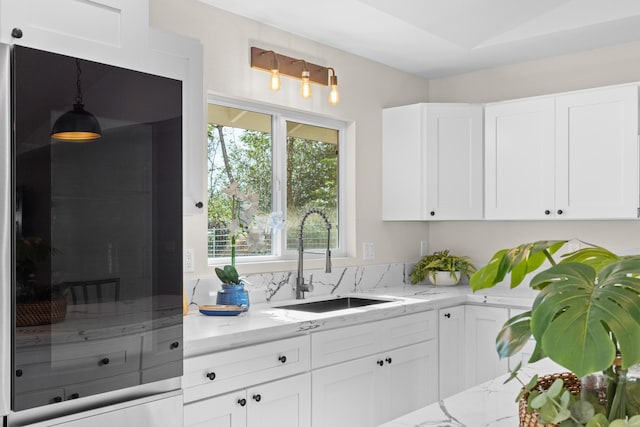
[286,121,339,251]
[207,105,273,259]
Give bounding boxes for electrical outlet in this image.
[363,242,375,260]
[184,249,195,273]
[420,241,428,257]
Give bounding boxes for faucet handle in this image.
[305,274,314,293]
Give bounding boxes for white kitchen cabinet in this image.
[554,85,638,219]
[485,85,639,220]
[382,103,483,221]
[184,373,311,427]
[464,305,509,388]
[484,97,555,220]
[312,341,436,427]
[438,306,466,399]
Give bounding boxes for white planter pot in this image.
[429,271,460,286]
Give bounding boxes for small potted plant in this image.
[410,249,476,286]
[470,240,640,426]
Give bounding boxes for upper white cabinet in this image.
[485,85,639,220]
[382,103,484,221]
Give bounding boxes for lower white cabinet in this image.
[311,341,437,427]
[439,305,510,398]
[184,373,311,427]
[438,306,466,399]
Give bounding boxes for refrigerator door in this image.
[0,42,12,417]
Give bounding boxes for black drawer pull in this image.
[557,209,564,215]
[237,398,247,407]
[15,369,23,377]
[51,396,63,403]
[252,394,261,402]
[11,28,23,39]
[377,360,384,367]
[544,209,551,215]
[99,357,110,366]
[170,341,180,349]
[385,357,392,364]
[207,372,216,381]
[68,393,80,400]
[444,313,451,318]
[278,355,287,364]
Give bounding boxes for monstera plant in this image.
[470,240,640,425]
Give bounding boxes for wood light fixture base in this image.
[250,47,329,86]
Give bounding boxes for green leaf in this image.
[530,259,640,376]
[496,311,532,359]
[586,413,609,427]
[525,374,539,393]
[503,361,522,384]
[560,246,620,273]
[629,416,640,427]
[214,267,228,282]
[538,400,560,422]
[571,400,595,423]
[530,392,549,409]
[552,407,572,424]
[223,265,239,284]
[547,378,565,398]
[470,240,567,291]
[527,341,547,364]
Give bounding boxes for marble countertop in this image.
[380,359,565,427]
[184,284,536,357]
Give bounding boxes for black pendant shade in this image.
[51,102,102,141]
[51,58,102,142]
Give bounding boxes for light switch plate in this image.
[363,242,375,260]
[184,248,195,273]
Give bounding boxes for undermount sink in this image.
[275,297,392,313]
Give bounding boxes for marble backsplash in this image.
[184,263,417,308]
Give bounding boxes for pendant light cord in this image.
[75,58,83,105]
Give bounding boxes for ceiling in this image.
[199,0,640,78]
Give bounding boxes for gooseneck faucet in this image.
[296,208,332,299]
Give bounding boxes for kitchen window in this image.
[207,96,345,263]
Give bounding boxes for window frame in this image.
[206,93,347,265]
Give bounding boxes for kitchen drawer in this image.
[141,324,182,369]
[15,334,142,393]
[311,310,435,369]
[183,335,310,403]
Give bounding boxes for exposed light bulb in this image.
[328,74,339,105]
[270,69,281,91]
[301,69,312,99]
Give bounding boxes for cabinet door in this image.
[383,340,438,423]
[312,355,379,427]
[382,104,425,220]
[555,85,639,219]
[485,98,555,219]
[464,306,509,389]
[425,104,483,220]
[438,306,466,399]
[247,373,311,427]
[184,391,246,427]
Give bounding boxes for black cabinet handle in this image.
[252,394,261,402]
[99,357,110,366]
[68,393,80,400]
[377,360,384,367]
[170,341,180,349]
[444,313,451,319]
[237,398,247,407]
[15,369,23,377]
[557,209,564,215]
[195,201,204,209]
[11,28,23,39]
[544,210,551,215]
[386,357,393,364]
[51,396,63,403]
[430,211,435,216]
[278,355,287,364]
[207,372,216,381]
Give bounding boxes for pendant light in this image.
[51,58,102,142]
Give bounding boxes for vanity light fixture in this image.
[250,47,339,105]
[51,58,102,142]
[261,50,281,91]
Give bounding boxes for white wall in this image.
[149,0,431,279]
[427,40,640,267]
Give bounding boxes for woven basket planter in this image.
[16,299,67,327]
[519,372,581,427]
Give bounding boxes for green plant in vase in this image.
[410,249,476,285]
[470,240,640,426]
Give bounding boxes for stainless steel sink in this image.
[275,297,392,313]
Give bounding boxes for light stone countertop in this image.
[183,283,537,357]
[379,358,565,427]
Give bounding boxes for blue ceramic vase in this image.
[216,283,250,311]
